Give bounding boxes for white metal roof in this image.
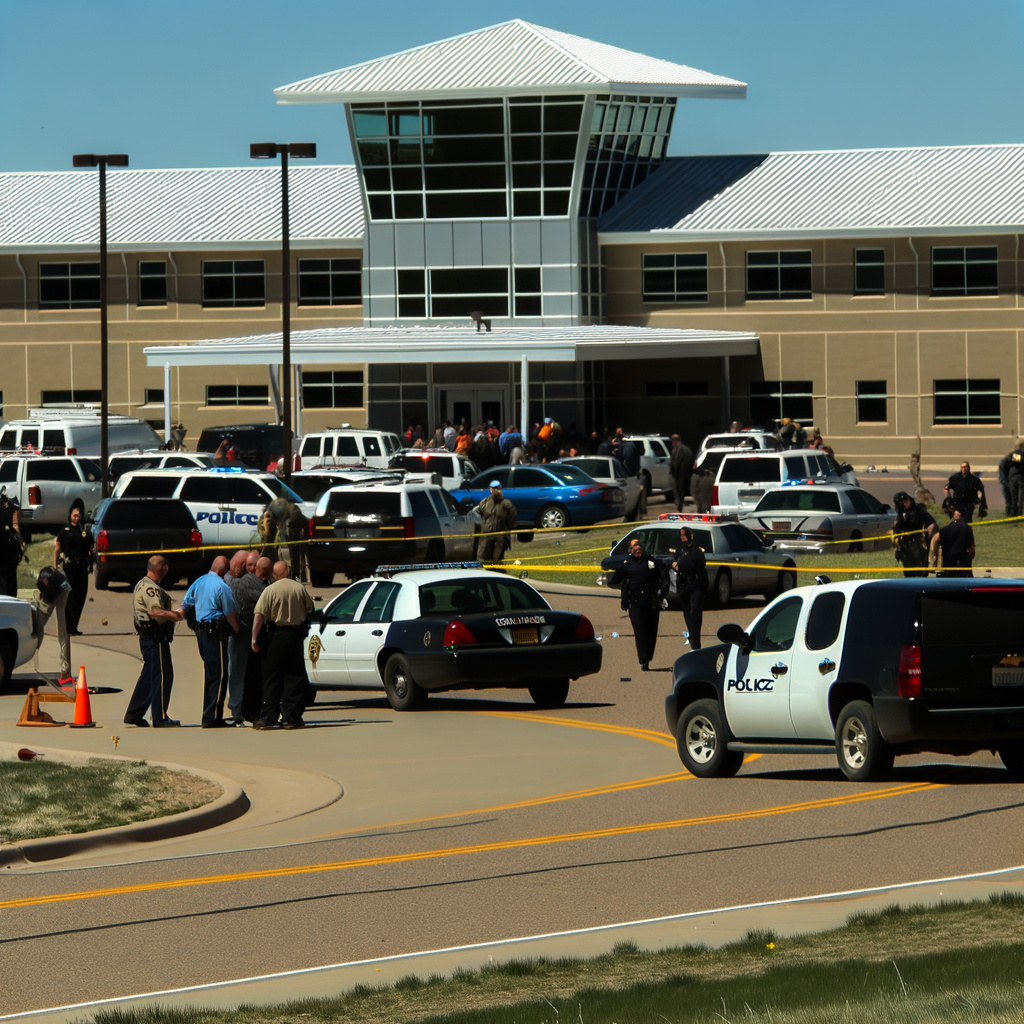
[274,20,746,104]
[0,165,364,253]
[144,325,759,368]
[597,144,1024,242]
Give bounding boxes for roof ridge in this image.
[0,164,356,179]
[518,21,606,84]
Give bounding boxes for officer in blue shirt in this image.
[179,555,240,728]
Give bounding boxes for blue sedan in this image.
[452,464,625,532]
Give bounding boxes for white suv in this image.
[0,410,163,458]
[297,429,401,471]
[622,436,672,495]
[388,449,480,491]
[712,451,839,516]
[0,454,104,537]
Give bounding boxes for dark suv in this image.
[197,424,286,470]
[92,498,204,589]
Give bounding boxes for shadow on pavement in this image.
[309,694,614,712]
[744,763,1015,785]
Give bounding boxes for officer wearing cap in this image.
[671,526,709,649]
[607,537,672,671]
[892,491,937,577]
[473,481,517,565]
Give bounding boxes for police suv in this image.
[667,578,1024,781]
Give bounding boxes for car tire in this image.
[675,699,744,778]
[528,679,570,708]
[383,654,428,711]
[848,530,864,554]
[770,567,797,598]
[835,700,894,781]
[538,505,569,530]
[999,745,1024,776]
[309,569,334,588]
[0,638,13,692]
[712,569,732,608]
[93,573,109,591]
[517,532,534,543]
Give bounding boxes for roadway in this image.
[3,502,1023,1016]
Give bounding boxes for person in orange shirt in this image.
[455,425,473,454]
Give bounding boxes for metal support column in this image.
[721,354,732,430]
[520,356,529,441]
[163,362,171,444]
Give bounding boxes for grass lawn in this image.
[16,534,59,591]
[0,758,222,844]
[92,894,1024,1024]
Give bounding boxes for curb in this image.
[0,750,249,868]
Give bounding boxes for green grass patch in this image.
[0,758,222,843]
[17,535,59,591]
[91,895,1024,1024]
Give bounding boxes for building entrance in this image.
[440,388,506,429]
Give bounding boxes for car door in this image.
[219,476,270,544]
[788,589,849,739]
[299,435,322,470]
[408,489,442,556]
[345,581,402,688]
[435,488,474,557]
[714,524,759,595]
[307,581,375,687]
[179,475,226,548]
[510,467,552,523]
[647,439,672,490]
[723,594,804,738]
[361,435,385,468]
[845,488,893,549]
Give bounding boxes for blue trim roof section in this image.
[597,144,1024,241]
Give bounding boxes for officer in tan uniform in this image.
[124,556,182,727]
[251,561,314,730]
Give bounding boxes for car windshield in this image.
[540,465,593,485]
[418,578,549,616]
[392,455,455,475]
[564,458,612,478]
[260,478,306,504]
[753,490,843,513]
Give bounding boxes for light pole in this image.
[250,142,316,482]
[72,153,128,498]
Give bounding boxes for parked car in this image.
[0,409,163,458]
[738,484,896,553]
[107,451,213,482]
[700,431,781,453]
[196,424,286,471]
[91,497,204,590]
[0,454,104,537]
[622,435,673,495]
[305,564,602,710]
[289,468,404,505]
[297,428,402,470]
[306,480,482,586]
[0,594,41,690]
[711,451,841,516]
[557,455,646,521]
[451,464,624,536]
[389,449,480,491]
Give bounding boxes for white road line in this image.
[6,861,1024,1021]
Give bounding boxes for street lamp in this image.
[250,142,316,482]
[72,153,129,498]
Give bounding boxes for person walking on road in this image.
[179,556,239,728]
[251,561,314,730]
[124,556,182,727]
[943,462,986,522]
[54,505,94,636]
[473,481,518,565]
[608,537,671,671]
[671,526,709,649]
[225,550,266,726]
[938,507,975,577]
[669,435,693,512]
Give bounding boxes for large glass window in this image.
[933,379,1001,424]
[642,253,708,302]
[931,246,998,296]
[41,389,101,405]
[297,258,361,306]
[39,263,100,309]
[749,381,814,423]
[138,261,167,306]
[856,381,887,423]
[854,249,885,294]
[205,385,270,406]
[746,251,812,300]
[202,260,265,308]
[302,371,364,409]
[429,268,509,318]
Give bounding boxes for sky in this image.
[1,0,1022,173]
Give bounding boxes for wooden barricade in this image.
[17,686,75,727]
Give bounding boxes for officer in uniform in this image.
[938,506,975,577]
[178,555,239,728]
[251,561,314,729]
[669,435,693,512]
[124,556,182,727]
[261,497,309,583]
[943,462,986,522]
[473,481,518,564]
[892,491,937,577]
[671,526,709,649]
[0,487,23,598]
[54,504,94,636]
[608,537,671,671]
[225,550,267,726]
[33,566,73,685]
[1000,442,1024,517]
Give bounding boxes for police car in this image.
[666,577,1024,781]
[304,562,602,711]
[0,594,41,690]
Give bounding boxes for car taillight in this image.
[190,529,202,547]
[444,619,477,646]
[404,516,415,539]
[28,485,41,505]
[897,645,922,697]
[816,518,835,535]
[308,517,316,538]
[96,529,109,552]
[573,614,595,639]
[66,447,76,455]
[712,485,719,506]
[603,487,617,503]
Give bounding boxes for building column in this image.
[163,362,172,444]
[721,354,732,430]
[521,356,529,440]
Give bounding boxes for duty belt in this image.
[61,555,91,568]
[195,618,233,640]
[135,619,175,643]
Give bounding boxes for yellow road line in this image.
[0,781,939,912]
[478,710,679,749]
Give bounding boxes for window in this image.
[202,260,265,308]
[509,96,583,218]
[144,388,165,405]
[418,578,548,616]
[749,381,814,423]
[805,592,845,651]
[397,269,426,318]
[856,381,887,423]
[205,385,270,406]
[0,461,17,483]
[750,596,803,653]
[512,468,551,488]
[325,582,373,623]
[298,258,361,306]
[753,490,842,514]
[138,261,167,305]
[361,436,382,458]
[26,459,79,482]
[358,582,401,623]
[39,263,100,308]
[302,371,364,409]
[180,478,225,503]
[931,246,998,296]
[854,249,885,294]
[719,457,781,484]
[933,379,1001,425]
[41,389,101,405]
[429,268,509,318]
[122,476,178,498]
[642,253,708,302]
[514,267,542,317]
[746,251,812,300]
[644,381,709,398]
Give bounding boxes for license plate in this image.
[738,489,765,502]
[993,666,1024,687]
[512,628,539,645]
[346,528,374,539]
[772,521,792,532]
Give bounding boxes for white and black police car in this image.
[305,562,602,711]
[667,577,1024,781]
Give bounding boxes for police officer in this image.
[1000,442,1024,517]
[473,481,518,564]
[943,462,986,522]
[251,561,314,730]
[671,526,709,649]
[261,497,309,583]
[609,537,671,671]
[124,556,182,727]
[669,435,693,512]
[54,504,94,636]
[938,506,975,577]
[178,555,240,728]
[892,491,937,577]
[225,550,266,726]
[0,487,24,598]
[33,565,73,685]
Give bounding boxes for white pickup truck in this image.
[0,455,104,538]
[0,594,40,689]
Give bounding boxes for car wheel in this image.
[848,530,864,554]
[383,654,428,711]
[835,700,894,781]
[517,532,534,543]
[712,569,732,608]
[93,573,109,591]
[0,638,13,692]
[528,679,570,708]
[309,569,334,588]
[675,699,744,778]
[640,471,652,497]
[999,745,1024,776]
[538,505,569,530]
[770,567,797,598]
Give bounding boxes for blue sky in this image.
[2,0,1021,172]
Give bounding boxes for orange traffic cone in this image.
[69,665,96,728]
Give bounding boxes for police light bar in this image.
[375,561,485,577]
[209,466,248,473]
[658,512,722,522]
[781,478,821,487]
